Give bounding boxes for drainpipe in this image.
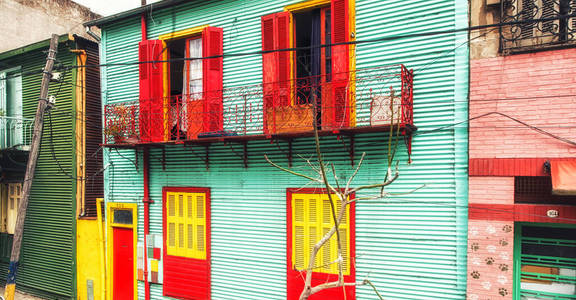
[141,12,147,41]
[85,26,101,42]
[141,7,151,300]
[142,148,152,300]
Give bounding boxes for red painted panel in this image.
[262,13,277,134]
[276,12,291,107]
[138,39,166,142]
[202,27,224,133]
[162,187,211,300]
[469,158,548,177]
[328,0,350,129]
[469,204,514,221]
[469,203,576,224]
[113,227,134,300]
[286,188,356,300]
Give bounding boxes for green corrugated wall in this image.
[101,0,469,299]
[0,41,78,299]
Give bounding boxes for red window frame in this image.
[286,188,356,300]
[162,187,211,300]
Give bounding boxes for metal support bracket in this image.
[161,147,166,171]
[243,142,248,168]
[205,145,210,170]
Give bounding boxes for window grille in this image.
[500,0,576,53]
[514,176,576,204]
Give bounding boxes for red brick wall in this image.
[470,48,576,159]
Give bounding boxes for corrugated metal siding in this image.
[0,42,78,299]
[102,0,468,299]
[78,39,103,217]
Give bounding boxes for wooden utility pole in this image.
[3,34,59,300]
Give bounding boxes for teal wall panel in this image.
[101,0,469,299]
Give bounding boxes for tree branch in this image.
[345,152,366,195]
[264,154,321,183]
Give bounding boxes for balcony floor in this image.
[103,124,416,149]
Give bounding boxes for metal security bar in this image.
[500,0,576,53]
[517,225,576,299]
[0,116,34,150]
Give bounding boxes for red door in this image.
[113,227,134,300]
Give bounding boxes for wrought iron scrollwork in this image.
[500,0,576,53]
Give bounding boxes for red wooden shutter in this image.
[329,0,350,129]
[138,39,166,142]
[276,12,292,107]
[262,12,292,134]
[262,13,277,134]
[202,27,224,133]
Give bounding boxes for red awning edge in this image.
[551,159,576,195]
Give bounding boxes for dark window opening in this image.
[113,209,133,225]
[514,176,576,204]
[167,39,185,97]
[293,7,332,127]
[166,39,187,140]
[294,9,321,106]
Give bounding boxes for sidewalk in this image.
[0,287,42,300]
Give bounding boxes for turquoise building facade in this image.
[89,0,469,299]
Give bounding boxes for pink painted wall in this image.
[467,48,576,299]
[467,220,514,300]
[469,48,576,159]
[469,177,514,205]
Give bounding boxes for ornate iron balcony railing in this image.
[103,64,414,145]
[500,0,576,53]
[0,116,34,150]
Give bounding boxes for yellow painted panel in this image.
[292,193,350,275]
[158,25,208,41]
[150,260,159,272]
[165,192,206,259]
[285,0,330,12]
[76,219,104,300]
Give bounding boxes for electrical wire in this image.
[2,14,576,80]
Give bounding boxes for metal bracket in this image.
[243,142,248,168]
[205,145,210,170]
[161,147,166,170]
[288,139,293,168]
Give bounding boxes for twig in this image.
[363,279,385,300]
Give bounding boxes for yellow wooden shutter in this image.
[292,193,350,275]
[7,183,21,235]
[166,191,207,259]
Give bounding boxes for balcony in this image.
[500,0,576,53]
[0,116,33,150]
[104,64,414,150]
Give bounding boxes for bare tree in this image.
[265,89,415,300]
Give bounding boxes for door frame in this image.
[106,202,138,300]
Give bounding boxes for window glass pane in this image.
[113,209,133,225]
[185,38,203,97]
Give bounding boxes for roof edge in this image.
[0,34,72,61]
[84,0,190,27]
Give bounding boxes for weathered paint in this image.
[100,0,469,299]
[76,219,104,300]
